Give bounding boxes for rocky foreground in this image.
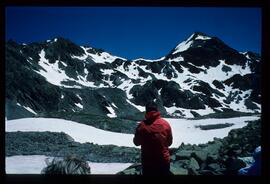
[6,131,140,163]
[6,119,260,175]
[118,119,261,175]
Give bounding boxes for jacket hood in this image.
[144,111,161,125]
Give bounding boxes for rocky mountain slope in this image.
[6,32,261,124]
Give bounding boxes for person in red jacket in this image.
[133,102,173,175]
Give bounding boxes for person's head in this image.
[145,101,158,112]
[41,156,91,174]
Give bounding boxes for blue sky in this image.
[6,7,261,60]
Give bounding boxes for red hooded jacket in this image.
[133,111,173,167]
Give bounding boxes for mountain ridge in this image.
[5,32,261,123]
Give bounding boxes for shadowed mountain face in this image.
[5,32,261,120]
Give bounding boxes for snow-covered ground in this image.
[168,116,259,146]
[5,155,132,174]
[5,116,260,147]
[6,118,134,147]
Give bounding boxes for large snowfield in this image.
[5,116,260,174]
[6,116,260,147]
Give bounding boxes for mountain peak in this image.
[188,32,212,42]
[171,32,212,55]
[193,31,210,37]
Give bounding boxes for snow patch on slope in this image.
[77,46,127,64]
[133,57,165,62]
[173,39,193,54]
[17,103,37,115]
[75,102,83,109]
[167,56,184,62]
[35,50,97,88]
[195,35,211,40]
[106,105,117,118]
[126,99,145,112]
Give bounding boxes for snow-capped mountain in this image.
[5,32,261,121]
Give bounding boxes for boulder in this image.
[199,162,207,171]
[191,151,208,164]
[121,168,136,175]
[175,150,193,160]
[207,163,221,171]
[170,165,188,175]
[203,140,222,155]
[206,154,219,164]
[178,143,194,150]
[193,145,203,151]
[117,163,142,175]
[188,157,200,171]
[172,160,190,169]
[171,155,176,161]
[224,157,246,175]
[188,168,200,175]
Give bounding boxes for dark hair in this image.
[41,156,91,175]
[145,101,158,112]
